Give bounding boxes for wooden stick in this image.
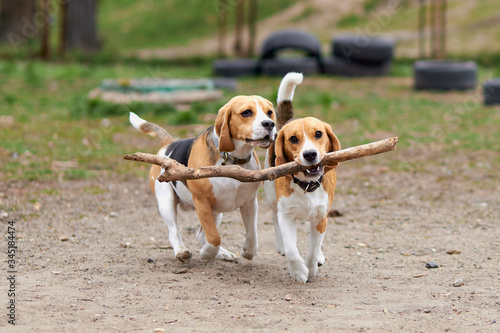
[124,137,398,183]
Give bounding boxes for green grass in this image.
[99,0,301,51]
[1,59,499,182]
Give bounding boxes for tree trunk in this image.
[217,0,228,58]
[247,0,257,57]
[0,0,37,45]
[233,0,245,57]
[64,0,100,51]
[40,0,50,59]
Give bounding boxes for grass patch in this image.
[337,14,362,28]
[363,0,383,13]
[1,59,499,182]
[292,5,317,23]
[99,0,301,51]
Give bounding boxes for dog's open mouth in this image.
[304,166,323,177]
[246,135,272,148]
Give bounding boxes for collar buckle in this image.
[292,174,324,193]
[221,152,251,166]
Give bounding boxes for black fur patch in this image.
[165,137,195,187]
[165,138,195,167]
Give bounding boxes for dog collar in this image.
[292,174,324,193]
[220,152,252,165]
[212,133,252,166]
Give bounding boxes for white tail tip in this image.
[277,72,303,103]
[129,112,146,130]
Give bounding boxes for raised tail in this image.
[129,112,174,146]
[276,72,303,130]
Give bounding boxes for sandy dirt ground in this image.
[2,149,499,332]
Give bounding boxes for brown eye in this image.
[315,131,323,139]
[267,110,273,117]
[289,136,298,144]
[241,109,253,118]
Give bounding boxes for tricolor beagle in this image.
[130,95,276,262]
[264,73,341,283]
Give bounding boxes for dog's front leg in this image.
[277,209,309,283]
[193,197,220,261]
[195,214,237,261]
[306,216,328,279]
[240,196,258,260]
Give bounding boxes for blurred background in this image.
[0,0,499,182]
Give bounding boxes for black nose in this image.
[303,150,317,162]
[262,120,275,131]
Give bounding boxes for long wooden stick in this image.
[124,137,398,183]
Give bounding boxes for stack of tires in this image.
[259,30,322,76]
[213,30,396,77]
[323,34,395,77]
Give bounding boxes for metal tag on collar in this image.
[221,152,231,166]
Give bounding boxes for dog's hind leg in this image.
[272,213,285,256]
[155,181,191,262]
[195,213,237,261]
[240,196,258,260]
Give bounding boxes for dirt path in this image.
[2,152,499,332]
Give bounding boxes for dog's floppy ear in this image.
[274,129,288,166]
[324,123,341,172]
[215,101,235,152]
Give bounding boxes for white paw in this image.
[200,243,219,261]
[306,259,319,279]
[242,247,256,260]
[275,242,286,256]
[242,240,257,260]
[288,260,309,283]
[216,246,237,261]
[318,251,326,267]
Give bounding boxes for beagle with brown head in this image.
[130,95,276,262]
[264,73,341,283]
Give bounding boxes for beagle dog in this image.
[264,73,341,283]
[130,95,276,262]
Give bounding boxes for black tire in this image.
[213,58,260,77]
[414,60,477,90]
[332,34,395,64]
[323,56,391,77]
[484,79,500,105]
[261,57,319,76]
[260,30,322,60]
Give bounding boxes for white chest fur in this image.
[277,182,329,223]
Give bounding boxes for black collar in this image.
[292,175,324,193]
[212,133,252,166]
[220,152,252,166]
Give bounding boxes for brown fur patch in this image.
[316,216,328,233]
[139,122,174,147]
[186,131,220,247]
[149,146,170,193]
[275,175,294,198]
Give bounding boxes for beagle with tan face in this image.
[264,73,340,283]
[130,95,276,262]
